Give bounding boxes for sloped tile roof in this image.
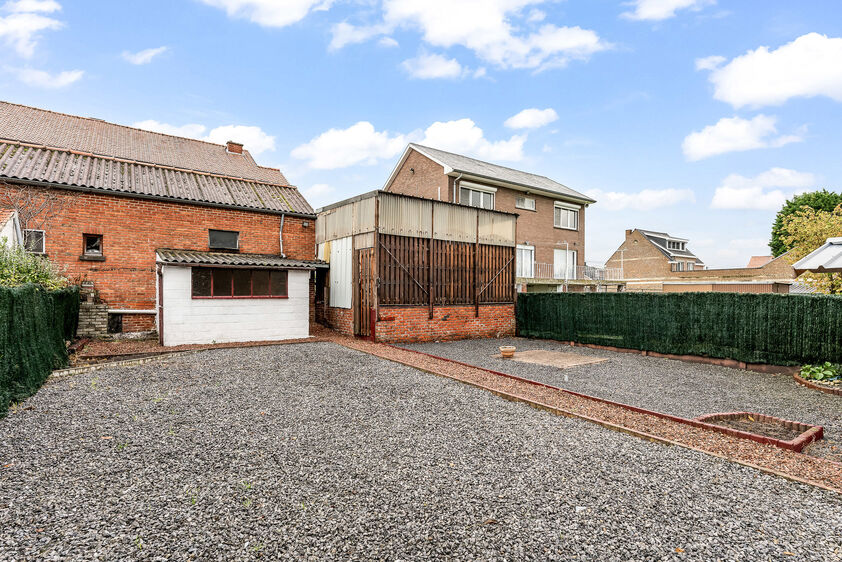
[157,249,327,269]
[0,141,314,215]
[409,143,596,203]
[0,101,286,184]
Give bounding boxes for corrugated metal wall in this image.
[328,236,352,308]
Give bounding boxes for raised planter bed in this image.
[793,373,842,396]
[694,412,824,453]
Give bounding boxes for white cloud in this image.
[584,188,695,211]
[329,21,388,51]
[420,118,525,162]
[122,46,168,65]
[291,117,526,170]
[702,33,842,108]
[12,66,81,88]
[621,0,714,21]
[682,115,803,161]
[0,3,62,57]
[302,183,335,207]
[401,53,463,79]
[504,107,558,129]
[132,120,276,155]
[291,121,408,169]
[378,36,398,48]
[694,54,724,70]
[710,168,816,210]
[198,0,333,28]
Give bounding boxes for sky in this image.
[1,0,841,267]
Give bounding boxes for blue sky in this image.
[2,0,842,266]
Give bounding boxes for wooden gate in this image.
[354,248,375,337]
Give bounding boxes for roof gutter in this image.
[2,178,317,219]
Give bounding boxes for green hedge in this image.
[0,285,79,417]
[516,292,842,366]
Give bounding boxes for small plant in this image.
[0,239,68,289]
[800,362,842,382]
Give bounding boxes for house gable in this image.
[383,147,449,201]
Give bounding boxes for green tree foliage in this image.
[770,190,842,256]
[781,205,842,294]
[0,240,68,289]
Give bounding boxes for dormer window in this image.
[667,241,685,251]
[209,229,239,251]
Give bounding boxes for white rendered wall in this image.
[160,265,310,346]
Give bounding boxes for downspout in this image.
[279,214,286,258]
[452,173,463,203]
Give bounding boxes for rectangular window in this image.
[671,262,685,272]
[554,203,579,230]
[516,197,536,211]
[83,234,103,256]
[460,186,495,210]
[554,249,578,280]
[208,229,239,251]
[667,241,686,251]
[23,229,45,254]
[516,245,534,279]
[191,267,288,298]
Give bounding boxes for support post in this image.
[373,195,380,335]
[475,212,480,318]
[429,204,435,320]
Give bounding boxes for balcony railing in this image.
[520,263,624,281]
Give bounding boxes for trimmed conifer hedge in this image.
[0,285,79,417]
[516,292,842,366]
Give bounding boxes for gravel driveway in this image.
[402,337,842,460]
[1,343,841,560]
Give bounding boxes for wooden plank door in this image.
[355,248,374,337]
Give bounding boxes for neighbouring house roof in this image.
[747,255,774,268]
[792,237,842,274]
[0,102,314,216]
[156,248,327,269]
[395,143,596,204]
[637,229,704,263]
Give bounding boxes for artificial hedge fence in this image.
[516,292,842,366]
[0,284,79,417]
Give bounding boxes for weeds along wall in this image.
[0,285,79,417]
[516,292,842,366]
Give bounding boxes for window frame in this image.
[516,244,535,279]
[82,233,104,257]
[191,267,289,299]
[208,229,240,251]
[515,196,536,211]
[553,202,580,231]
[23,229,45,254]
[459,182,496,210]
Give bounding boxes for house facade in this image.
[606,228,795,292]
[0,101,322,345]
[382,144,600,292]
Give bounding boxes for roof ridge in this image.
[0,139,296,189]
[0,100,252,155]
[411,142,560,181]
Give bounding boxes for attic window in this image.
[667,241,685,251]
[209,229,239,251]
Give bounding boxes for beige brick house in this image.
[383,143,612,292]
[606,229,795,292]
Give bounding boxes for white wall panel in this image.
[329,236,352,308]
[161,266,310,346]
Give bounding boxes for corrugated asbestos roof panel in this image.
[793,237,842,274]
[157,249,327,269]
[409,143,596,203]
[0,142,314,215]
[0,101,287,185]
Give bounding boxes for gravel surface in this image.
[402,337,842,461]
[2,343,841,560]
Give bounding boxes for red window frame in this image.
[191,267,288,299]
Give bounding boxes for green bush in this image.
[800,362,841,382]
[0,239,68,289]
[516,292,842,366]
[0,284,79,417]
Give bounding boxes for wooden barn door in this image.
[354,248,375,337]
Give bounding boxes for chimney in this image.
[226,141,244,154]
[625,229,633,237]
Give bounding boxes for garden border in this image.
[792,373,842,396]
[694,412,824,452]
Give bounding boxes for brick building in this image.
[606,228,795,292]
[382,144,603,292]
[0,101,323,344]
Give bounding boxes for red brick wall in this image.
[375,304,515,343]
[385,150,448,201]
[320,306,353,336]
[0,182,315,330]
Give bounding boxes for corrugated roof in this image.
[157,249,327,269]
[0,101,286,184]
[793,237,842,274]
[637,229,703,262]
[409,143,596,203]
[0,141,314,215]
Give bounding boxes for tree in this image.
[770,190,842,256]
[0,183,69,233]
[781,205,842,294]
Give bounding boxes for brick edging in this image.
[793,373,842,396]
[390,345,828,455]
[359,343,840,494]
[694,412,824,453]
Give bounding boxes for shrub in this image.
[0,239,68,290]
[800,362,841,382]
